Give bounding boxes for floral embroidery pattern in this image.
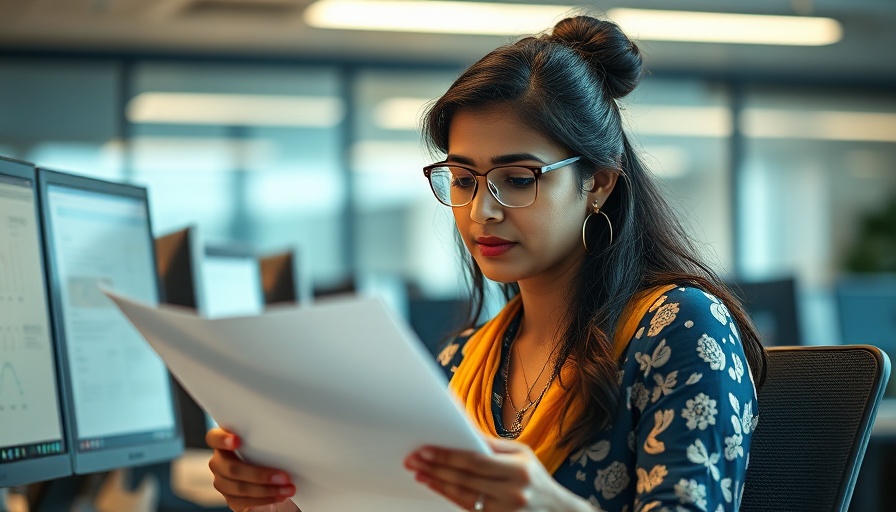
[648,302,680,336]
[438,287,756,512]
[728,353,744,383]
[631,382,650,412]
[687,439,721,481]
[437,342,458,366]
[635,339,671,377]
[570,440,610,467]
[644,409,674,454]
[682,393,718,431]
[652,371,678,402]
[595,461,630,500]
[636,465,669,494]
[675,478,708,511]
[697,334,726,371]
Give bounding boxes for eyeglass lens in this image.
[429,166,538,207]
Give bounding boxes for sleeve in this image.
[625,287,758,512]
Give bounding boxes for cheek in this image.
[452,210,473,247]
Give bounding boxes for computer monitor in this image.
[0,157,70,487]
[836,275,896,397]
[37,168,183,474]
[408,298,468,356]
[154,226,211,450]
[259,249,310,307]
[155,226,206,314]
[202,244,264,318]
[728,277,802,346]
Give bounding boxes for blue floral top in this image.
[435,286,758,512]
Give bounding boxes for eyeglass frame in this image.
[422,155,582,208]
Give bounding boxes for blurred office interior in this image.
[1,0,895,510]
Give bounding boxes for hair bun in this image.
[549,16,642,99]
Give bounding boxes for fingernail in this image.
[271,474,289,485]
[406,457,421,470]
[419,448,435,461]
[223,436,235,449]
[279,485,295,496]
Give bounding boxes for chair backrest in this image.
[742,345,890,512]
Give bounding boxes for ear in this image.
[587,169,619,210]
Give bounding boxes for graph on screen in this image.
[0,179,65,448]
[46,185,175,441]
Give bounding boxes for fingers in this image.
[206,428,240,451]
[487,437,532,454]
[407,446,510,480]
[206,429,296,510]
[209,452,296,510]
[209,450,293,487]
[413,471,487,512]
[212,472,295,505]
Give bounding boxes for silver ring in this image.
[473,494,485,511]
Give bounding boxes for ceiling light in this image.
[373,97,432,130]
[640,145,690,178]
[305,1,842,46]
[624,105,732,138]
[127,93,344,127]
[742,109,896,142]
[304,0,573,35]
[607,8,842,46]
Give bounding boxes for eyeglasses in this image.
[423,156,581,208]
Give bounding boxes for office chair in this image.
[741,345,890,512]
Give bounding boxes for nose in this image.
[469,176,503,224]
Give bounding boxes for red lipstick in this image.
[475,236,516,257]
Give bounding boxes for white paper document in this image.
[104,290,489,512]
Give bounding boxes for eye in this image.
[451,175,476,189]
[505,176,536,188]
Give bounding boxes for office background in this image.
[1,0,895,508]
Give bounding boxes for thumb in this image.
[486,437,531,454]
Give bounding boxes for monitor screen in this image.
[202,245,264,318]
[0,158,70,486]
[38,169,182,474]
[728,277,802,347]
[836,276,896,397]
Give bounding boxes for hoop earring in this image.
[582,209,614,253]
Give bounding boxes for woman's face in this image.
[446,105,613,287]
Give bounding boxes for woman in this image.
[206,15,766,512]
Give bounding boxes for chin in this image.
[476,261,524,284]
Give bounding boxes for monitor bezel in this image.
[259,250,299,306]
[0,157,72,487]
[155,225,207,314]
[36,167,183,475]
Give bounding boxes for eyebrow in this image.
[444,153,547,166]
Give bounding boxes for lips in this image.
[475,236,516,257]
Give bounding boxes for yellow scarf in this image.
[448,284,676,473]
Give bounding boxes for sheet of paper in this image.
[104,290,488,512]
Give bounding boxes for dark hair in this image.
[423,15,767,451]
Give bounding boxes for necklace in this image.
[508,340,553,410]
[501,326,559,438]
[503,366,557,438]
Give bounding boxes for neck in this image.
[514,255,582,352]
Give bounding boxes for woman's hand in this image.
[404,438,591,512]
[206,428,298,512]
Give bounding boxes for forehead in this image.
[446,106,564,161]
